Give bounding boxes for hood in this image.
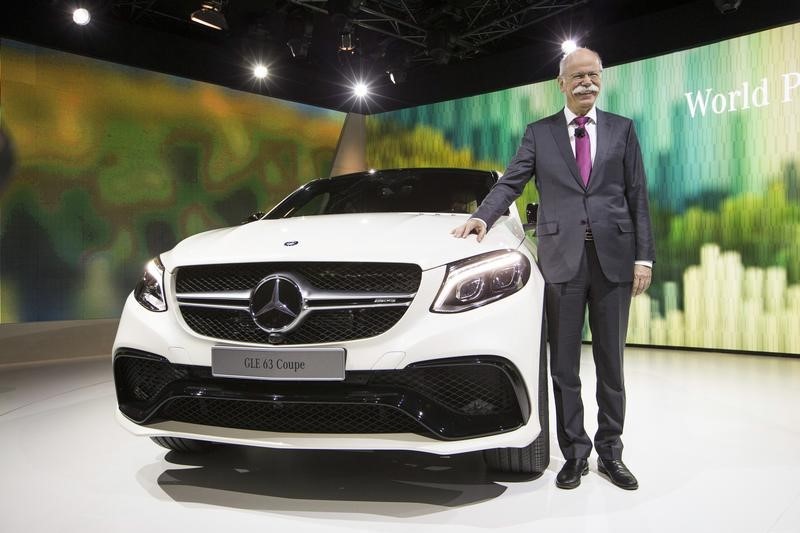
[160,213,524,272]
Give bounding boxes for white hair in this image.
[558,48,603,77]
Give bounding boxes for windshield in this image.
[266,169,498,219]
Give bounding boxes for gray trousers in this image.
[545,240,632,461]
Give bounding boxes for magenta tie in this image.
[573,116,591,186]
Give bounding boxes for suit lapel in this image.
[589,109,614,191]
[549,111,585,189]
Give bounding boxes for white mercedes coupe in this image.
[112,168,549,475]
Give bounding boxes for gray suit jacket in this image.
[473,108,656,284]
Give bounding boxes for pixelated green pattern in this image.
[0,40,345,323]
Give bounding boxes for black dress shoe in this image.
[556,458,589,489]
[597,458,638,490]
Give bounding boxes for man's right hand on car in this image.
[451,218,487,241]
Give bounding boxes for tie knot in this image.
[573,116,590,127]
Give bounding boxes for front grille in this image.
[176,262,421,293]
[114,351,528,440]
[175,262,421,344]
[181,307,406,345]
[160,398,421,434]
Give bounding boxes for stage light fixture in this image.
[353,82,368,98]
[428,29,453,65]
[72,8,91,26]
[561,40,578,54]
[713,0,743,14]
[287,39,309,58]
[190,1,228,31]
[339,32,356,52]
[285,9,314,60]
[253,64,269,79]
[387,69,407,85]
[385,47,411,86]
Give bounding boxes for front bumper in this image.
[113,261,546,454]
[114,349,529,441]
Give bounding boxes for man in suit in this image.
[452,48,655,490]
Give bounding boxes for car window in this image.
[268,170,497,218]
[291,191,329,216]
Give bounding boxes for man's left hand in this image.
[632,264,652,297]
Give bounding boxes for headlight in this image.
[431,250,531,313]
[134,257,167,312]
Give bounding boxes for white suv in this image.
[112,168,549,475]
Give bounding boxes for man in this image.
[452,48,655,490]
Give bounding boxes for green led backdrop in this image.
[0,40,345,323]
[368,23,800,355]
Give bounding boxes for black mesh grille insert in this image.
[371,364,517,415]
[181,307,406,345]
[175,262,422,294]
[114,356,188,402]
[159,398,422,434]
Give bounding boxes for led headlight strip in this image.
[431,249,531,313]
[134,256,167,312]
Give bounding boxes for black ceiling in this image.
[2,1,798,114]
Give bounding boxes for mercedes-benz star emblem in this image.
[250,275,304,332]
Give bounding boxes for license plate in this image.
[211,346,346,381]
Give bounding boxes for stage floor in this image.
[1,346,798,533]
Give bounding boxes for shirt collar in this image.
[564,106,597,126]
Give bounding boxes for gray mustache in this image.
[573,84,600,95]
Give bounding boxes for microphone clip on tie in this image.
[575,126,586,138]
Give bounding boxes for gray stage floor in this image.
[1,346,799,533]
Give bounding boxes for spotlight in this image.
[190,1,228,31]
[72,8,91,26]
[353,82,368,98]
[253,64,269,79]
[561,40,578,54]
[339,32,356,52]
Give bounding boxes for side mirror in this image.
[523,203,538,233]
[241,211,266,225]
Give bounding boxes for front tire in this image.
[150,436,216,453]
[484,315,550,475]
